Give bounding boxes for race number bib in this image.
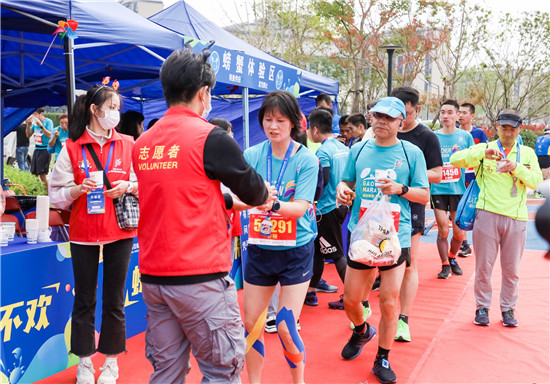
[33,132,43,145]
[360,199,400,232]
[441,162,461,183]
[248,208,297,246]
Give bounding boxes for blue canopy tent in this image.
[1,0,188,132]
[1,0,308,154]
[131,0,339,148]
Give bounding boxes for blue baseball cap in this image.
[370,97,406,120]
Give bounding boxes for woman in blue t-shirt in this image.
[241,90,318,383]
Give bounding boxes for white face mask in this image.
[97,108,120,130]
[202,98,212,119]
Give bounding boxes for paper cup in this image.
[375,169,388,187]
[27,229,38,244]
[2,222,16,241]
[26,218,39,230]
[0,228,9,246]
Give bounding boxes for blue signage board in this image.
[208,47,302,96]
[0,238,146,384]
[184,37,302,96]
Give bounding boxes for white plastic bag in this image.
[349,191,401,266]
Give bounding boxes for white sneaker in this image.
[97,360,119,384]
[76,360,95,384]
[264,315,277,333]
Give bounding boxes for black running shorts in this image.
[430,194,461,212]
[30,149,51,175]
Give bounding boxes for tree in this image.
[391,1,450,87]
[466,11,550,124]
[427,0,491,101]
[315,0,409,113]
[227,0,331,72]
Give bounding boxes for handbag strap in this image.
[85,143,113,190]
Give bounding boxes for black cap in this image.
[497,112,522,128]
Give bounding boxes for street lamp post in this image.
[380,45,402,96]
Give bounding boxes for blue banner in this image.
[184,36,302,96]
[0,238,146,384]
[208,47,302,96]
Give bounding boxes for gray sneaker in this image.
[502,310,518,327]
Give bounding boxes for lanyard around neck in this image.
[81,141,114,179]
[267,141,294,193]
[496,139,520,186]
[497,140,520,163]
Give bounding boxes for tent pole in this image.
[64,37,76,116]
[242,87,249,149]
[1,96,4,184]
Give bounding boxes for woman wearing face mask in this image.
[49,84,137,384]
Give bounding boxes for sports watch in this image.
[399,185,409,196]
[271,199,281,212]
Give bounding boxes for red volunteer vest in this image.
[134,106,230,277]
[65,130,136,242]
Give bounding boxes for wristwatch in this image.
[271,199,281,212]
[399,185,409,196]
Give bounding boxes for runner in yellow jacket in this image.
[450,109,542,328]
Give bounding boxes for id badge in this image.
[87,188,105,214]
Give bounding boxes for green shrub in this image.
[4,165,48,195]
[45,113,60,127]
[519,129,538,149]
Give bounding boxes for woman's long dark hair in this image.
[69,85,118,141]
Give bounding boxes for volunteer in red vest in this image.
[133,48,273,383]
[49,83,137,384]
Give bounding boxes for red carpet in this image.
[38,243,549,383]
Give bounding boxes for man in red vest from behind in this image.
[134,48,274,383]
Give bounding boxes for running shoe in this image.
[316,278,338,293]
[502,310,518,327]
[394,318,411,342]
[437,264,451,279]
[458,245,472,257]
[372,357,397,383]
[449,258,463,275]
[328,294,345,310]
[304,291,318,306]
[474,308,489,326]
[265,315,277,333]
[341,324,376,360]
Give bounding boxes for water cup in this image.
[0,228,9,246]
[496,160,506,173]
[2,222,16,241]
[375,169,388,187]
[26,218,39,244]
[38,228,53,243]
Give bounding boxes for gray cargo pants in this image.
[143,276,245,383]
